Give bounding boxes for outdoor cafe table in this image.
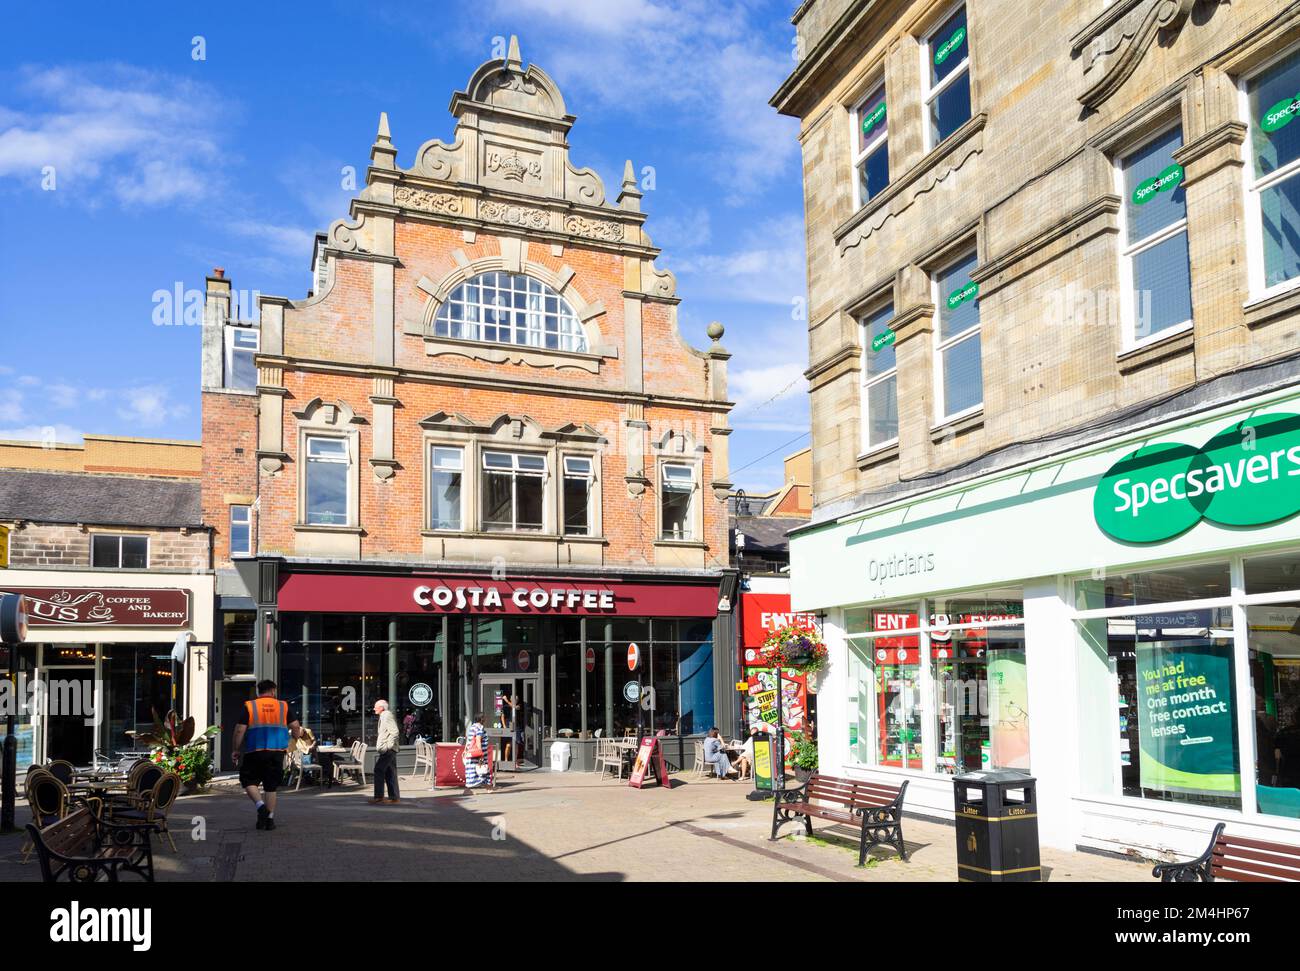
[315,745,349,788]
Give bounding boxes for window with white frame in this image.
[933,251,983,421]
[562,455,594,536]
[660,464,695,541]
[229,505,252,557]
[1245,48,1300,294]
[1118,127,1191,345]
[853,83,889,208]
[225,327,259,390]
[925,4,971,148]
[428,446,464,531]
[481,450,545,532]
[861,302,899,451]
[304,436,350,526]
[434,272,588,353]
[91,534,148,569]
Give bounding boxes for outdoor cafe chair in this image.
[45,760,76,786]
[286,749,324,791]
[334,741,368,786]
[409,739,434,783]
[20,769,70,864]
[111,771,180,852]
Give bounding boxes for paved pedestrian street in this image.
[0,769,1151,882]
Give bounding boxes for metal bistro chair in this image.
[45,760,76,786]
[20,769,70,864]
[334,741,368,787]
[112,771,181,852]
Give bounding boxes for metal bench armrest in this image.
[1152,822,1223,882]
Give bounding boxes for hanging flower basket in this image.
[761,624,829,675]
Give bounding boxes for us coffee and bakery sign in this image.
[0,587,191,628]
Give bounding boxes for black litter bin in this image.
[953,769,1040,882]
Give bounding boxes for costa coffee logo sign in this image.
[412,582,616,613]
[0,588,191,628]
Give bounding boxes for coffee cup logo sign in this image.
[934,26,966,66]
[946,281,978,310]
[1094,412,1300,543]
[861,101,886,137]
[871,329,896,353]
[1262,93,1300,134]
[1131,163,1184,206]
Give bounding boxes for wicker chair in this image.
[19,769,69,864]
[111,772,181,852]
[45,760,76,786]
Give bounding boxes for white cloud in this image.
[0,423,84,445]
[0,64,227,206]
[115,385,188,427]
[493,0,800,202]
[672,213,806,305]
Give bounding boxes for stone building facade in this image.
[201,40,737,770]
[775,1,1300,858]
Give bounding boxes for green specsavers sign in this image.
[1135,643,1238,797]
[1131,164,1183,206]
[861,101,886,137]
[1262,93,1300,134]
[946,281,978,310]
[1094,412,1300,543]
[934,26,966,66]
[870,329,896,353]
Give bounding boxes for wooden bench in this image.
[771,773,909,865]
[26,807,159,883]
[1153,823,1300,882]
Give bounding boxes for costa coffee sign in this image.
[413,583,615,612]
[276,574,719,618]
[0,587,191,628]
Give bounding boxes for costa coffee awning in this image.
[276,573,720,618]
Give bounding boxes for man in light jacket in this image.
[369,699,401,804]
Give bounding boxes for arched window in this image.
[434,272,587,353]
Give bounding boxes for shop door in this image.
[218,681,256,773]
[478,675,541,768]
[40,667,96,765]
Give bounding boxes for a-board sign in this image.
[628,735,671,790]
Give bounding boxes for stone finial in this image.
[506,35,523,71]
[371,111,397,169]
[706,321,725,342]
[617,159,643,212]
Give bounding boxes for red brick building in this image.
[201,39,737,770]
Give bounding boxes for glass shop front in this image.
[266,571,722,767]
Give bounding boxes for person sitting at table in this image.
[702,727,735,780]
[732,731,756,781]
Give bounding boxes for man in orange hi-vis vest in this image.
[231,679,303,831]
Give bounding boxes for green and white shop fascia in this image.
[790,382,1300,857]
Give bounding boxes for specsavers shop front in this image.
[790,385,1300,856]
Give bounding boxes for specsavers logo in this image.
[1131,164,1183,206]
[934,26,966,66]
[1094,412,1300,543]
[1262,93,1300,134]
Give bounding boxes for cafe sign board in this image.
[0,587,191,628]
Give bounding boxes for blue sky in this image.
[0,0,809,491]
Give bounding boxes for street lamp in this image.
[1,593,29,834]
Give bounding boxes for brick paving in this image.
[0,768,1151,882]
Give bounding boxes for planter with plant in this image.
[760,624,829,676]
[789,731,819,782]
[139,708,219,792]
